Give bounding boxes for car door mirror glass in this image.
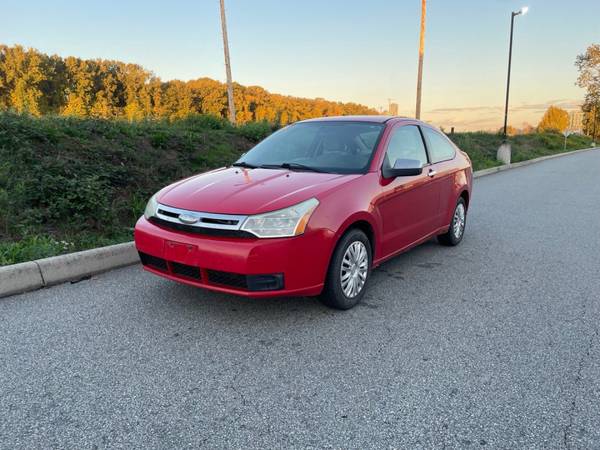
[383,158,423,178]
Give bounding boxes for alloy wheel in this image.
[453,203,466,239]
[340,241,368,298]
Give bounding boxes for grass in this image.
[448,131,593,169]
[0,112,594,265]
[0,232,132,266]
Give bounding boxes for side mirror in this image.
[382,158,423,178]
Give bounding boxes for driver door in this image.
[377,124,440,258]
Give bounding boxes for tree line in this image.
[535,44,600,139]
[576,44,600,140]
[0,44,376,124]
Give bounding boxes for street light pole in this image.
[503,6,528,139]
[219,0,236,124]
[415,0,426,120]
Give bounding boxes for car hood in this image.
[157,167,360,215]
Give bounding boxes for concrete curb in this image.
[1,146,598,299]
[0,261,45,298]
[473,146,598,179]
[0,242,138,298]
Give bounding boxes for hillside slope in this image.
[0,113,593,264]
[0,113,266,264]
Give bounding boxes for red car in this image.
[135,116,472,309]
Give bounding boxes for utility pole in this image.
[219,0,236,124]
[415,0,426,120]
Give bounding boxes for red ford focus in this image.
[135,116,472,309]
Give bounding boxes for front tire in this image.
[438,197,467,246]
[319,229,372,310]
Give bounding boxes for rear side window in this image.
[422,127,456,163]
[384,125,428,168]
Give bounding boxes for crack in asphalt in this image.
[563,322,599,449]
[225,346,264,421]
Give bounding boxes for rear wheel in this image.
[319,229,372,310]
[438,198,467,246]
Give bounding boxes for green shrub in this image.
[177,114,231,131]
[236,120,273,142]
[150,130,170,148]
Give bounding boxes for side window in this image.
[421,127,456,163]
[384,125,428,168]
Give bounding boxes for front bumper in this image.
[134,216,335,298]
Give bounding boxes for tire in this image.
[438,197,467,246]
[319,229,372,310]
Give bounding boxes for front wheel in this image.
[319,229,372,310]
[438,198,467,246]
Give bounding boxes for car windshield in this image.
[235,121,385,174]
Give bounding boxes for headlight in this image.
[241,198,319,238]
[144,193,159,220]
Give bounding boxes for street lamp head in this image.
[514,6,529,16]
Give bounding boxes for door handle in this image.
[428,169,437,178]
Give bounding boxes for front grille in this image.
[157,208,179,218]
[200,217,239,226]
[171,262,201,280]
[207,270,248,289]
[139,252,283,291]
[139,252,168,271]
[149,217,255,238]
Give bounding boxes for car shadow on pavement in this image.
[146,277,328,319]
[139,237,447,323]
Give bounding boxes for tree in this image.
[576,44,600,139]
[62,57,96,116]
[1,45,47,115]
[119,63,152,121]
[497,125,518,136]
[521,122,535,134]
[538,105,569,133]
[90,60,125,118]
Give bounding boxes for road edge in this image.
[1,145,598,298]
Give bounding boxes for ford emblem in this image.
[179,214,199,224]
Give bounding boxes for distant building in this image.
[388,102,399,116]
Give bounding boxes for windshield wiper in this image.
[259,162,325,173]
[231,161,258,169]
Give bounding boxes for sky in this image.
[2,0,599,131]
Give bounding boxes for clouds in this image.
[423,98,583,131]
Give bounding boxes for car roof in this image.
[297,115,411,124]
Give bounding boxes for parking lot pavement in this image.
[1,149,599,449]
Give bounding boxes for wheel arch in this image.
[330,212,379,266]
[459,189,470,209]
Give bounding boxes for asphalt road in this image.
[1,150,600,449]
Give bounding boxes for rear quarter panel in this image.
[441,151,472,227]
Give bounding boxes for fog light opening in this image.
[246,274,284,291]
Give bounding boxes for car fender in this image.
[323,210,381,268]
